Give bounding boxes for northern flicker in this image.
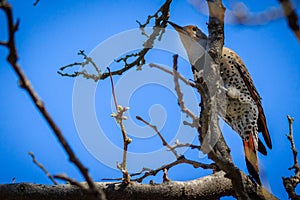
[168,21,272,185]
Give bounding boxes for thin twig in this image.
[0,2,105,199]
[59,62,83,72]
[108,67,118,110]
[28,152,58,185]
[0,41,8,46]
[58,0,172,80]
[136,115,179,158]
[149,63,195,87]
[172,54,199,128]
[78,50,102,78]
[169,140,201,151]
[131,115,215,182]
[130,156,216,183]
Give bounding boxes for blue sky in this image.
[0,0,300,199]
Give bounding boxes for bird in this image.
[168,21,272,185]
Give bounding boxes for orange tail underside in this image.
[243,132,261,185]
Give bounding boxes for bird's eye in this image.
[192,27,197,32]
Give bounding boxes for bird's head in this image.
[167,21,207,66]
[167,21,207,49]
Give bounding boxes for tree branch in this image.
[282,115,300,199]
[0,2,104,199]
[278,0,300,43]
[0,171,234,200]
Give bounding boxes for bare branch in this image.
[172,54,199,128]
[28,152,58,185]
[130,155,216,183]
[58,0,172,80]
[59,62,83,72]
[282,115,300,199]
[0,2,105,199]
[287,115,299,171]
[130,114,216,183]
[108,67,119,110]
[136,116,179,158]
[169,140,201,151]
[278,0,300,43]
[149,63,196,87]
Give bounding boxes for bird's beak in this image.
[167,21,186,34]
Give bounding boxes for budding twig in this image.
[108,67,131,184]
[57,50,102,82]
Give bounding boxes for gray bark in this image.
[0,172,233,200]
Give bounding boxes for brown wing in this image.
[223,47,272,149]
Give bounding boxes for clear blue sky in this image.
[0,1,299,199]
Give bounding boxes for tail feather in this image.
[243,133,261,185]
